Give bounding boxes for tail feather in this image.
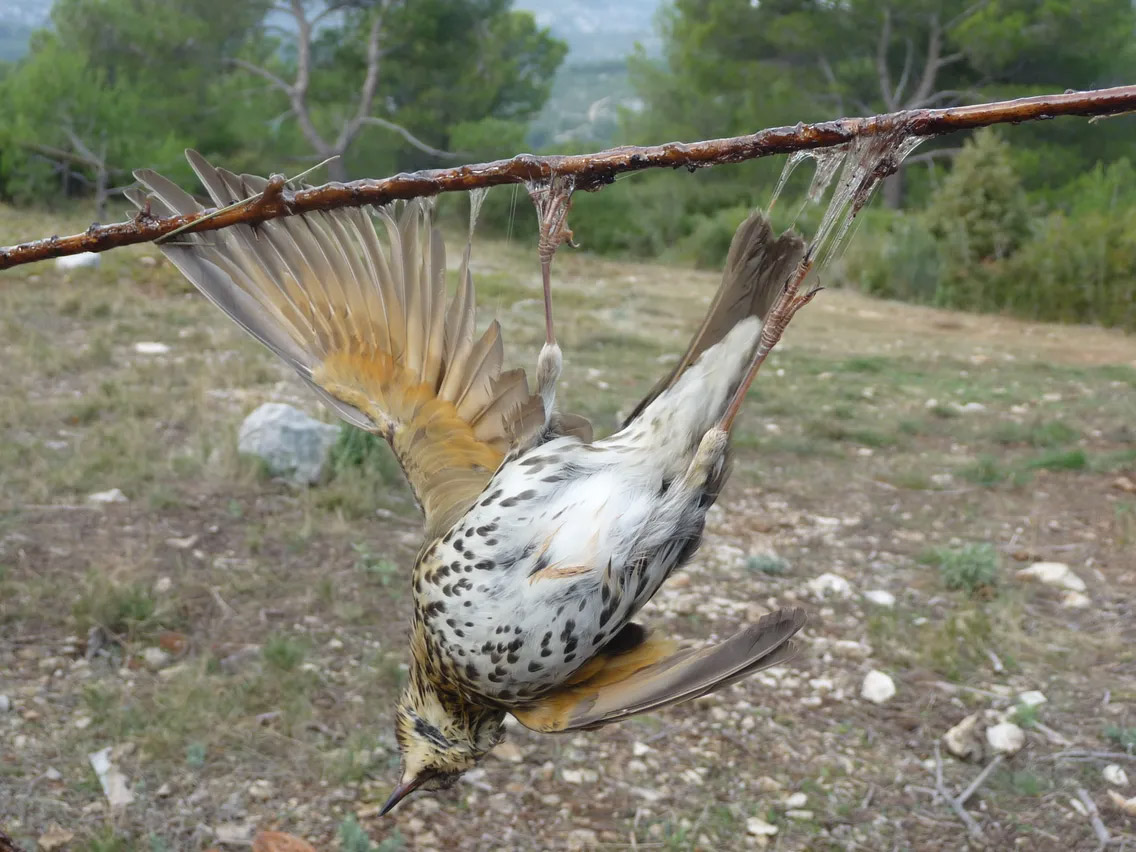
[624,212,805,427]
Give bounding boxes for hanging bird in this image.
[127,152,808,815]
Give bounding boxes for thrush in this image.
[128,152,809,815]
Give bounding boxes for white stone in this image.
[561,768,584,784]
[985,722,1025,754]
[87,488,127,504]
[73,716,92,730]
[0,695,9,713]
[140,647,170,669]
[783,792,807,808]
[44,767,62,781]
[489,741,523,763]
[55,252,101,270]
[943,713,982,760]
[1061,591,1091,609]
[88,746,134,809]
[786,809,814,820]
[213,822,254,845]
[133,341,170,355]
[861,670,896,704]
[746,818,778,837]
[1108,790,1136,816]
[152,577,172,594]
[248,778,274,800]
[1103,764,1129,787]
[632,741,652,757]
[1016,561,1086,592]
[1017,691,1047,708]
[955,402,986,414]
[238,403,341,485]
[808,573,853,599]
[863,589,896,607]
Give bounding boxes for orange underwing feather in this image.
[512,608,806,732]
[127,151,553,538]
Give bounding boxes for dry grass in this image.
[2,201,1136,850]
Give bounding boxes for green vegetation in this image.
[922,543,1000,595]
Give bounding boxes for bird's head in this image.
[381,680,505,815]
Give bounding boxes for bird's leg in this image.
[718,254,820,434]
[535,245,563,421]
[680,427,731,491]
[528,175,576,426]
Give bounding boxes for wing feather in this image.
[512,608,806,732]
[130,151,548,538]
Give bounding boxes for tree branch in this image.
[893,36,915,107]
[817,56,845,114]
[2,85,1135,270]
[335,2,390,152]
[230,58,292,95]
[358,116,461,159]
[911,14,943,108]
[876,7,896,111]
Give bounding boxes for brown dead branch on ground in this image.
[1,85,1134,272]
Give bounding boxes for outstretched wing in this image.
[127,151,544,538]
[512,608,806,732]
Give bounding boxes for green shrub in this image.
[926,128,1030,263]
[923,543,999,595]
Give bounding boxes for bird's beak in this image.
[379,773,427,816]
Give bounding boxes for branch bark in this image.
[2,85,1134,271]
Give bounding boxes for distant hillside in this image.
[515,0,661,146]
[513,0,660,63]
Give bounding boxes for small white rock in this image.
[1061,591,1091,609]
[632,741,652,757]
[783,792,808,808]
[943,713,982,760]
[133,341,170,354]
[986,722,1025,754]
[808,573,853,599]
[1016,561,1086,592]
[140,647,171,669]
[87,488,127,504]
[786,809,814,820]
[0,695,10,713]
[152,577,172,594]
[248,778,274,800]
[561,768,584,784]
[73,716,92,730]
[44,767,62,781]
[955,402,986,414]
[1103,764,1129,787]
[56,252,101,270]
[489,741,523,763]
[863,589,896,607]
[746,817,778,837]
[861,670,896,704]
[1017,691,1047,708]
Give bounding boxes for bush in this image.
[926,128,1031,263]
[923,543,1000,595]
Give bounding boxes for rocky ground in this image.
[2,202,1135,851]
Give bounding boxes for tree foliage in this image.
[0,0,564,202]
